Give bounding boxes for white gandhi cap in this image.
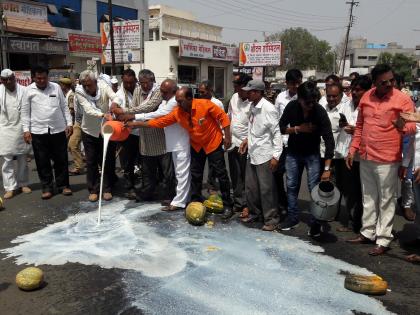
[0,69,14,78]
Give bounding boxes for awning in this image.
[5,16,57,37]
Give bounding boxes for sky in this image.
[149,0,420,49]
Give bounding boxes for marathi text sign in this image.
[179,39,238,62]
[239,41,282,66]
[68,34,102,55]
[100,20,141,64]
[1,1,47,21]
[8,38,68,55]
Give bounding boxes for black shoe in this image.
[279,218,299,231]
[221,208,234,220]
[308,222,321,238]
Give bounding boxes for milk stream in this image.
[98,126,113,224]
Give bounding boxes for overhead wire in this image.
[192,0,346,31]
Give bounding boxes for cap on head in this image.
[242,79,265,91]
[111,76,118,84]
[59,77,72,85]
[0,69,14,78]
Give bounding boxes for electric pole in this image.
[108,0,116,76]
[340,0,359,77]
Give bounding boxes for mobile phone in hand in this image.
[339,113,348,127]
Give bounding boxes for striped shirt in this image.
[125,84,166,156]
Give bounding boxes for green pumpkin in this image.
[203,199,224,214]
[185,202,207,226]
[208,194,223,204]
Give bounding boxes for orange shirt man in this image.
[346,64,415,256]
[125,87,235,219]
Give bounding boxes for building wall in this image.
[349,47,415,68]
[145,40,233,99]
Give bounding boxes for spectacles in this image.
[378,78,395,87]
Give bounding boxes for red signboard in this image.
[68,34,101,54]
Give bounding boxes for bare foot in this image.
[406,254,420,264]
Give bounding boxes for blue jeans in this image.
[286,153,321,222]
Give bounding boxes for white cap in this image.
[0,69,14,78]
[110,76,118,84]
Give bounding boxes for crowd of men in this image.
[0,63,420,263]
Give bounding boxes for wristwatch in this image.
[324,165,330,171]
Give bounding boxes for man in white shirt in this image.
[274,69,302,214]
[228,74,252,215]
[319,74,350,107]
[123,79,191,211]
[335,76,372,233]
[0,69,31,199]
[21,66,73,199]
[116,69,139,199]
[198,80,224,110]
[239,80,283,231]
[75,70,121,202]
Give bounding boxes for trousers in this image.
[68,123,85,171]
[171,149,191,208]
[360,160,399,247]
[228,147,247,210]
[246,160,280,225]
[1,155,29,191]
[82,131,116,194]
[31,131,69,193]
[190,144,233,208]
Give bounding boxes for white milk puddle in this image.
[1,201,393,315]
[1,201,187,277]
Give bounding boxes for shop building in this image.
[146,5,237,99]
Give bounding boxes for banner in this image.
[1,1,48,21]
[15,71,32,86]
[179,39,238,62]
[239,41,282,67]
[68,34,101,55]
[100,20,142,64]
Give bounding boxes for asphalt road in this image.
[0,159,419,315]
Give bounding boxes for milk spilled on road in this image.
[98,124,113,224]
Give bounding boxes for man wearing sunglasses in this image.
[346,64,416,256]
[279,81,334,235]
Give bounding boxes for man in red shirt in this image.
[346,64,416,255]
[123,87,235,219]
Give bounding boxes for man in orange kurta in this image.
[124,87,235,219]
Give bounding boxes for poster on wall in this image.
[68,34,102,56]
[100,20,142,64]
[239,41,282,67]
[15,71,32,86]
[179,39,238,62]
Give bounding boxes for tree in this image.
[378,52,415,82]
[377,52,393,65]
[266,27,335,72]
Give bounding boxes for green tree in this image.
[266,27,335,72]
[378,52,393,65]
[378,52,415,82]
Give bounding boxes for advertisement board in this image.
[179,39,238,62]
[239,41,282,66]
[68,34,102,56]
[100,20,142,64]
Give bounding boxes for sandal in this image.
[336,226,353,232]
[239,207,249,219]
[405,254,420,264]
[241,214,259,223]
